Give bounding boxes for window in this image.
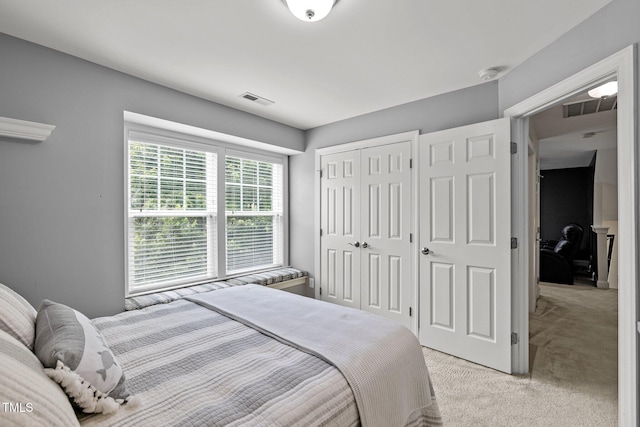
[225,155,283,273]
[126,131,286,295]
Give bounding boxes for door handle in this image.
[348,241,360,248]
[421,247,432,255]
[361,242,369,249]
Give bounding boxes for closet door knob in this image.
[362,242,369,248]
[421,247,432,255]
[348,241,360,248]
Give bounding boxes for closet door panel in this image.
[319,151,361,309]
[360,142,412,329]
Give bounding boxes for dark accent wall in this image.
[540,162,595,261]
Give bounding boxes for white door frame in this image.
[504,45,637,425]
[527,141,540,314]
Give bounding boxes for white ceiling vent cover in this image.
[563,95,617,118]
[239,92,275,107]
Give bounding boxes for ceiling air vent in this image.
[563,96,617,118]
[239,92,274,107]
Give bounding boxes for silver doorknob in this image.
[362,242,369,248]
[348,241,360,248]
[421,247,432,255]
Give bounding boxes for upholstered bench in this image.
[125,267,308,311]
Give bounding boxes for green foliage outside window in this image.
[128,140,282,289]
[130,142,208,211]
[225,156,278,272]
[132,216,208,284]
[129,141,212,287]
[226,216,274,271]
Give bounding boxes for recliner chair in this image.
[539,223,584,285]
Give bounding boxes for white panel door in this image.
[319,150,361,309]
[360,142,412,328]
[418,118,512,373]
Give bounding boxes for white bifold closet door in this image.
[319,141,413,329]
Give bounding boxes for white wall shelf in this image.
[0,116,55,142]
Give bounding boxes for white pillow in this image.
[0,329,80,426]
[0,282,36,349]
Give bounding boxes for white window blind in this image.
[126,128,287,296]
[225,155,284,274]
[127,139,216,294]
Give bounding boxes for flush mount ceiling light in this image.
[283,0,337,22]
[588,81,618,98]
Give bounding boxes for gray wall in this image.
[289,82,500,294]
[499,0,640,112]
[0,34,304,317]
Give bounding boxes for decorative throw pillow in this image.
[34,299,138,414]
[0,282,37,349]
[0,329,81,426]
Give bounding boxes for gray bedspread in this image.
[80,286,442,426]
[186,285,441,427]
[80,299,360,426]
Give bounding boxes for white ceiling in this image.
[532,89,617,170]
[0,0,612,130]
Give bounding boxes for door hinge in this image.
[410,233,413,243]
[409,158,413,169]
[319,169,323,178]
[511,237,518,249]
[409,307,413,317]
[320,228,323,236]
[511,332,519,345]
[319,287,322,296]
[510,142,517,154]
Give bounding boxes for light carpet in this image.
[423,282,617,426]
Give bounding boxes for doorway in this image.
[532,85,618,292]
[505,45,636,425]
[526,85,619,414]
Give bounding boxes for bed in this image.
[0,281,442,426]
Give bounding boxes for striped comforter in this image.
[187,285,441,427]
[80,299,360,426]
[80,290,442,426]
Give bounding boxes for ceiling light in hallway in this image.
[588,81,618,98]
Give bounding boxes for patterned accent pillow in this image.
[34,300,137,414]
[0,282,37,349]
[0,329,80,426]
